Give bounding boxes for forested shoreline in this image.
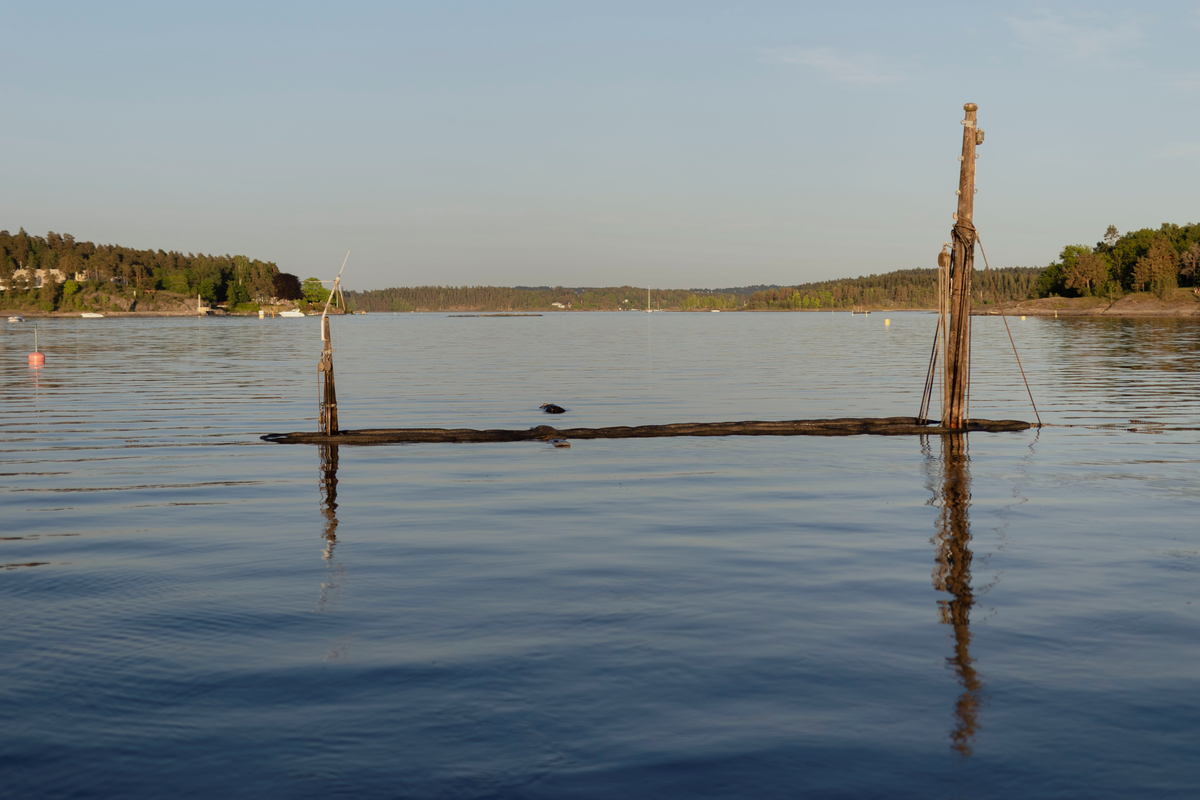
[0,228,302,314]
[344,268,1043,312]
[344,222,1200,312]
[6,222,1198,315]
[1036,222,1199,299]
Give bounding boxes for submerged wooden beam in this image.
[262,417,1032,445]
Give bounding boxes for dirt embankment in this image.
[977,292,1200,318]
[117,291,204,315]
[2,289,203,317]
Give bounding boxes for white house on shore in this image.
[0,268,83,291]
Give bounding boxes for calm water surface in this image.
[2,312,1198,798]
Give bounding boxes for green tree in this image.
[1064,251,1110,296]
[39,275,62,311]
[302,277,330,305]
[12,228,31,269]
[1035,262,1064,297]
[227,281,251,306]
[1037,245,1091,297]
[165,273,190,294]
[1133,234,1178,296]
[1180,242,1199,287]
[248,259,278,302]
[1104,225,1119,250]
[232,255,251,287]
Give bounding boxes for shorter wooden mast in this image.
[318,252,350,436]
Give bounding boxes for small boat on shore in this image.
[280,309,307,318]
[81,312,105,318]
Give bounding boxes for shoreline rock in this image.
[975,293,1200,318]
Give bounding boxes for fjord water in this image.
[2,312,1198,799]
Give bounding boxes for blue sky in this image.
[3,2,1198,290]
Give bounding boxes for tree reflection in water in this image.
[930,433,982,756]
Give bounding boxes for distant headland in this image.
[0,228,313,317]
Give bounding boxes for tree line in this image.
[343,285,744,312]
[1,228,303,312]
[1036,223,1200,299]
[8,221,1196,315]
[741,267,1042,310]
[346,269,1046,313]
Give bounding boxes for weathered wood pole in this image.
[318,316,339,435]
[938,244,951,421]
[943,103,983,428]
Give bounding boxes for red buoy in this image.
[29,326,45,366]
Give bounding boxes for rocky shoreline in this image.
[974,293,1200,318]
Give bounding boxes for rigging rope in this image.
[919,315,940,424]
[919,233,1043,428]
[975,234,1042,427]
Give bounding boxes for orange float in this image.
[29,327,45,366]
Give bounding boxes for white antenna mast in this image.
[320,251,350,341]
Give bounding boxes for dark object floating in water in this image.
[262,417,1032,446]
[541,403,567,414]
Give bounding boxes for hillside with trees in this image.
[347,268,1042,313]
[1036,223,1200,299]
[0,228,301,313]
[741,267,1041,310]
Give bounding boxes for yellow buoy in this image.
[1021,316,1025,320]
[884,319,891,325]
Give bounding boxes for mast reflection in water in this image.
[316,444,344,615]
[931,433,983,756]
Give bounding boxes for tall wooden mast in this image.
[943,103,983,428]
